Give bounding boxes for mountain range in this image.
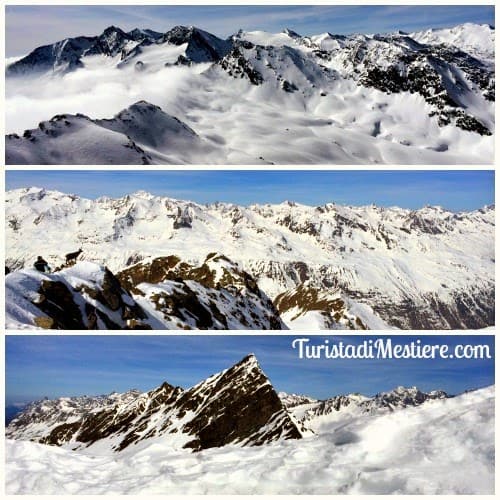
[5,23,495,164]
[5,354,494,493]
[5,187,494,330]
[6,355,303,452]
[4,353,454,451]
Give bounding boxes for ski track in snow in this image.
[6,386,494,494]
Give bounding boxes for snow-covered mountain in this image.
[411,23,494,62]
[5,187,494,330]
[6,377,494,494]
[6,101,223,165]
[278,392,318,408]
[287,386,449,424]
[6,391,142,441]
[6,354,303,451]
[5,23,495,164]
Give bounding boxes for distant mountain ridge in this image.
[6,382,494,494]
[6,356,471,455]
[288,386,450,424]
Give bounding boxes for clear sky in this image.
[6,5,495,56]
[5,335,494,404]
[5,170,494,212]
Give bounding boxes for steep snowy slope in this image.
[5,23,495,164]
[6,385,494,494]
[7,355,303,452]
[5,188,494,329]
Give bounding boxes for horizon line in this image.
[6,184,495,214]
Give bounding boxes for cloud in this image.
[6,54,209,133]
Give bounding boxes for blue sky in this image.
[5,170,494,211]
[5,335,494,404]
[6,5,494,56]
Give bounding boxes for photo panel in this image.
[3,2,496,497]
[5,334,494,494]
[5,170,494,331]
[5,4,495,165]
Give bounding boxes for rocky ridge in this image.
[291,386,450,423]
[8,23,494,136]
[7,370,456,455]
[6,355,303,452]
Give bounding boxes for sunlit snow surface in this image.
[6,188,494,301]
[5,188,494,329]
[6,386,494,494]
[5,24,495,164]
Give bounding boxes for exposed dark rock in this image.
[22,265,150,330]
[41,422,81,446]
[366,288,494,329]
[12,355,302,453]
[160,26,231,63]
[358,46,493,135]
[282,80,299,92]
[180,354,302,450]
[117,255,181,292]
[117,254,283,330]
[219,45,264,85]
[6,37,93,76]
[35,280,86,329]
[300,387,449,422]
[275,284,367,329]
[173,206,193,229]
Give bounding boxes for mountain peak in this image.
[102,25,124,34]
[236,353,259,369]
[127,28,163,40]
[283,28,301,38]
[126,100,162,112]
[7,354,303,452]
[5,186,494,331]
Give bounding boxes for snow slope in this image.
[6,101,225,165]
[411,23,495,62]
[5,188,494,329]
[5,23,495,164]
[6,385,494,494]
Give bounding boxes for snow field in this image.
[5,386,493,494]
